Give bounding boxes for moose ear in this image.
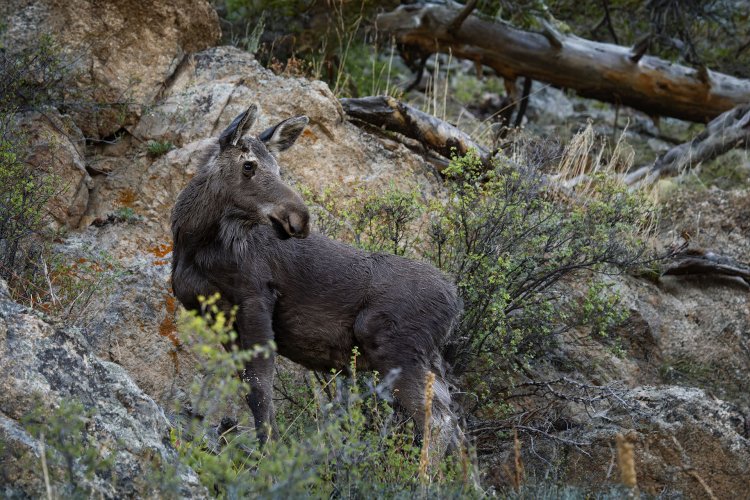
[259,115,309,155]
[219,104,259,149]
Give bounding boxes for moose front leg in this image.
[243,353,277,444]
[237,297,278,445]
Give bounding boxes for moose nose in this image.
[287,211,310,238]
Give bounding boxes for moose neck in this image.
[172,159,230,242]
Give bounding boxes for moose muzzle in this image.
[270,204,310,239]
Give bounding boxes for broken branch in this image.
[340,95,491,167]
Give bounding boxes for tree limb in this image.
[447,0,478,34]
[340,95,491,168]
[624,103,750,185]
[662,248,750,286]
[377,3,750,123]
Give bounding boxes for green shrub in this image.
[0,121,55,282]
[433,151,649,370]
[304,144,653,418]
[0,34,73,291]
[146,139,174,157]
[0,34,71,113]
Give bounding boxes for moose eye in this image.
[243,160,257,176]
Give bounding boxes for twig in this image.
[40,433,53,500]
[601,0,619,44]
[40,256,59,306]
[448,0,478,34]
[516,425,592,453]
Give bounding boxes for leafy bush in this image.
[432,151,649,368]
[0,121,55,281]
[0,34,73,291]
[304,139,653,417]
[0,34,72,113]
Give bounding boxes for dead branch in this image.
[448,0,478,33]
[662,248,750,286]
[377,3,750,123]
[624,103,750,185]
[340,95,492,167]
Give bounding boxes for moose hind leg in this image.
[354,309,461,457]
[388,363,461,462]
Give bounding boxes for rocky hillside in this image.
[1,0,748,497]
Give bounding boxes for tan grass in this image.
[418,371,436,483]
[616,433,639,496]
[513,428,524,492]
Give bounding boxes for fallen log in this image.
[663,248,750,286]
[341,96,748,189]
[377,3,750,123]
[340,95,491,167]
[624,104,750,185]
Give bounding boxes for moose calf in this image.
[171,104,463,454]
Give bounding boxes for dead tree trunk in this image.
[624,104,750,185]
[663,248,750,286]
[377,3,750,123]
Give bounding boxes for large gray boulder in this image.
[1,0,221,138]
[0,279,205,498]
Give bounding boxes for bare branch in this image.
[448,0,478,34]
[625,103,750,185]
[662,248,750,286]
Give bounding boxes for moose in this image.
[170,104,463,454]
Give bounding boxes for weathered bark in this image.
[340,95,491,167]
[663,248,750,286]
[377,3,750,123]
[341,96,748,189]
[624,104,750,185]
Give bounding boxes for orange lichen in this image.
[148,243,173,259]
[158,294,180,348]
[168,349,180,374]
[302,128,317,141]
[116,188,137,207]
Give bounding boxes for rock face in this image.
[488,384,750,498]
[16,108,92,228]
[120,46,440,230]
[1,0,221,138]
[0,279,205,498]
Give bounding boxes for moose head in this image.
[215,104,311,239]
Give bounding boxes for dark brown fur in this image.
[171,105,462,450]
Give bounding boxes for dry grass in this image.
[418,371,436,484]
[616,433,639,497]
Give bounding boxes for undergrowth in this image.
[170,295,477,497]
[304,130,655,418]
